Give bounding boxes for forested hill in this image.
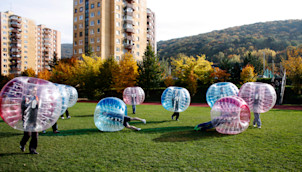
[157,19,302,63]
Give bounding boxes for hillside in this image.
[157,19,302,63]
[61,43,73,59]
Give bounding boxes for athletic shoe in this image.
[253,125,256,127]
[136,128,141,131]
[20,145,25,152]
[142,119,146,124]
[61,117,64,119]
[67,116,71,119]
[53,130,60,133]
[30,150,39,154]
[42,130,46,134]
[258,126,261,129]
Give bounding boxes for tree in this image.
[21,68,36,77]
[138,45,162,97]
[282,46,302,94]
[77,54,103,99]
[112,53,139,92]
[243,52,263,74]
[98,56,119,91]
[171,54,212,95]
[163,75,175,87]
[49,51,58,69]
[240,64,257,84]
[209,67,231,83]
[37,69,51,80]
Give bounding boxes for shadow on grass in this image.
[40,128,100,136]
[130,120,172,125]
[0,152,29,157]
[146,127,228,142]
[72,114,94,118]
[0,132,23,138]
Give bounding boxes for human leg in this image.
[29,132,39,154]
[20,131,30,152]
[175,112,180,121]
[254,113,261,128]
[132,105,136,114]
[131,117,146,124]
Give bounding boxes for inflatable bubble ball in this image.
[94,97,127,132]
[211,96,250,135]
[238,82,276,113]
[123,87,145,105]
[54,84,69,115]
[66,85,78,107]
[206,82,239,108]
[0,77,62,132]
[161,86,191,112]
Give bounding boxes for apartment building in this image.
[0,11,61,76]
[73,0,156,61]
[147,8,156,53]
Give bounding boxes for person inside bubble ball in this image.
[253,91,261,129]
[20,87,39,154]
[123,116,146,131]
[131,94,136,114]
[171,90,180,121]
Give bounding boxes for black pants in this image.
[20,132,38,151]
[61,109,70,118]
[52,122,58,131]
[172,112,180,120]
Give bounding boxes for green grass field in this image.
[1,103,301,171]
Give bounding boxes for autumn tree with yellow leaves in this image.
[240,64,257,84]
[282,46,302,94]
[112,53,139,92]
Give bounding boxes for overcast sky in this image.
[1,0,302,43]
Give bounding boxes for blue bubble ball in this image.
[94,97,127,132]
[206,82,239,108]
[161,86,191,112]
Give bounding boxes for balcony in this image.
[125,0,135,3]
[124,27,134,33]
[43,28,52,34]
[11,44,22,49]
[125,36,134,42]
[124,42,134,50]
[10,33,21,39]
[11,39,22,44]
[10,23,21,28]
[9,15,22,23]
[11,28,22,33]
[124,11,133,16]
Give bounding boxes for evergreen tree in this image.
[98,56,119,91]
[138,45,162,97]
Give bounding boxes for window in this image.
[79,40,83,45]
[90,21,95,26]
[116,47,120,52]
[97,28,100,33]
[74,49,77,54]
[80,7,83,12]
[97,38,100,43]
[116,39,120,44]
[97,46,100,51]
[24,40,28,43]
[3,59,7,62]
[91,4,94,9]
[97,2,101,7]
[24,61,28,64]
[74,17,77,22]
[90,12,95,17]
[116,5,120,10]
[116,30,120,35]
[24,51,28,54]
[79,32,83,37]
[3,65,7,68]
[24,56,28,59]
[79,24,83,28]
[97,11,101,16]
[75,0,77,5]
[79,0,83,4]
[79,15,83,20]
[24,35,28,38]
[74,41,77,46]
[116,13,120,18]
[90,29,94,34]
[74,33,77,38]
[136,44,140,48]
[97,19,100,25]
[136,52,139,56]
[24,46,28,49]
[116,56,120,61]
[74,25,77,30]
[116,22,120,27]
[90,38,94,43]
[75,9,77,13]
[79,49,83,53]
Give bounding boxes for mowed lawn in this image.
[0,103,301,171]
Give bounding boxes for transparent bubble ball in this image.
[123,87,145,105]
[0,77,62,132]
[206,82,239,108]
[161,86,191,112]
[211,96,251,135]
[94,97,127,132]
[238,82,276,113]
[54,84,69,115]
[66,85,78,107]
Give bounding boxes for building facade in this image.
[0,11,61,76]
[73,0,156,61]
